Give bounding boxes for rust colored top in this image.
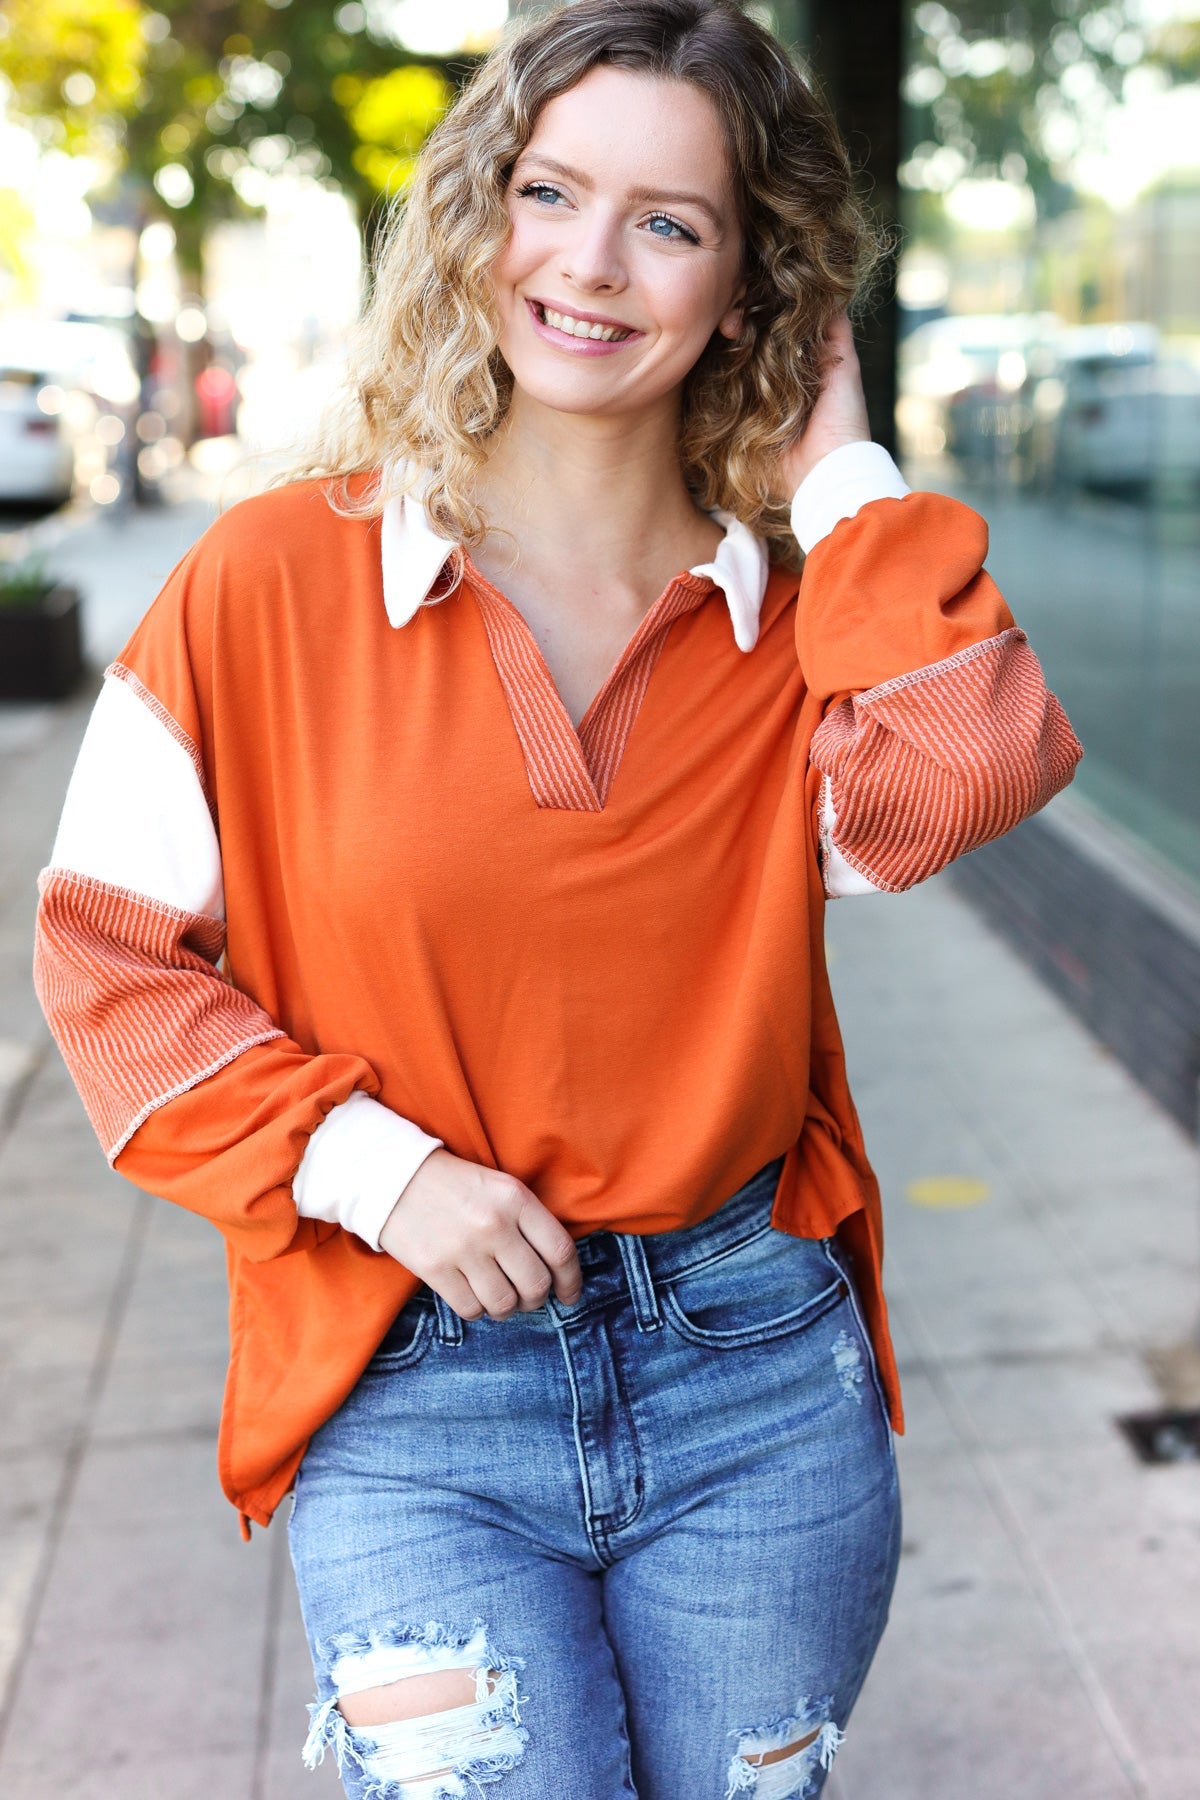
[33,469,1082,1534]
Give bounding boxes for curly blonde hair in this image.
[291,0,890,567]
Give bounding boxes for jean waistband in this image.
[546,1153,791,1336]
[426,1155,797,1345]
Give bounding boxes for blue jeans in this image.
[287,1156,902,1800]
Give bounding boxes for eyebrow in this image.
[515,154,726,232]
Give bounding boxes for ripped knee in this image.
[303,1622,528,1799]
[725,1698,845,1798]
[339,1666,493,1728]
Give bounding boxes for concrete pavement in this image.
[1,490,1198,1798]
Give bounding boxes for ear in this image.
[717,279,746,342]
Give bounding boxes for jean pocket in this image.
[662,1227,847,1349]
[363,1296,435,1373]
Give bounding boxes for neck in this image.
[473,389,721,588]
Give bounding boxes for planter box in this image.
[0,584,85,701]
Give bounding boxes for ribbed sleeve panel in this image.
[811,626,1083,895]
[33,868,284,1161]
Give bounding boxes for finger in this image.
[493,1233,557,1311]
[517,1197,583,1303]
[460,1256,522,1322]
[428,1269,487,1323]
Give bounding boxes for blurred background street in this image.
[2,0,1200,1795]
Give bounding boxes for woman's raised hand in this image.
[377,1147,584,1321]
[776,310,873,499]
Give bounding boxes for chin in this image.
[521,383,631,418]
[502,361,626,417]
[501,350,687,423]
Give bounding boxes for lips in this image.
[527,297,641,345]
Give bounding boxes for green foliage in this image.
[0,0,471,263]
[902,0,1200,223]
[121,1,461,253]
[0,187,38,299]
[341,64,451,195]
[0,0,146,154]
[0,553,53,610]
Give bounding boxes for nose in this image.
[559,206,627,295]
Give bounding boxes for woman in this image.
[34,2,1082,1795]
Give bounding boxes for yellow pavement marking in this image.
[905,1176,990,1209]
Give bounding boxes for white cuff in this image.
[790,441,911,555]
[293,1090,443,1251]
[820,772,883,898]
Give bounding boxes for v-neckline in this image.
[464,557,716,813]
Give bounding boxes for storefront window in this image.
[895,1,1200,890]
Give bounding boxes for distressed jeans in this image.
[287,1156,902,1800]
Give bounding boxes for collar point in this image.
[381,486,457,625]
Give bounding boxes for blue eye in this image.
[645,212,699,244]
[515,181,564,205]
[513,182,699,242]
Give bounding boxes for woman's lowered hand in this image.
[378,1147,584,1321]
[775,310,872,497]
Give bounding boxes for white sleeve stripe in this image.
[293,1090,445,1252]
[107,660,212,808]
[821,771,883,898]
[790,442,912,556]
[49,670,225,921]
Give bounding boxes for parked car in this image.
[897,312,1063,468]
[0,319,139,507]
[1032,324,1200,492]
[0,360,76,506]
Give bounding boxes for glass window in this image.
[896,1,1200,891]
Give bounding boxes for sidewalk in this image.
[1,496,1198,1799]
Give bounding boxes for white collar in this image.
[380,488,771,654]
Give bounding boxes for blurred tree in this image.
[0,0,147,306]
[0,0,476,281]
[0,0,146,153]
[119,0,472,276]
[0,187,38,303]
[901,0,1200,226]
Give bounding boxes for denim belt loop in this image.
[616,1230,663,1333]
[432,1291,464,1346]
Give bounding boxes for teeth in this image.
[541,305,629,342]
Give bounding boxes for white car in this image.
[0,320,140,507]
[897,312,1063,464]
[0,358,76,506]
[1041,324,1200,489]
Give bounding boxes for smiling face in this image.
[492,65,745,424]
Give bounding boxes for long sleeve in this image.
[33,544,441,1261]
[791,443,1082,897]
